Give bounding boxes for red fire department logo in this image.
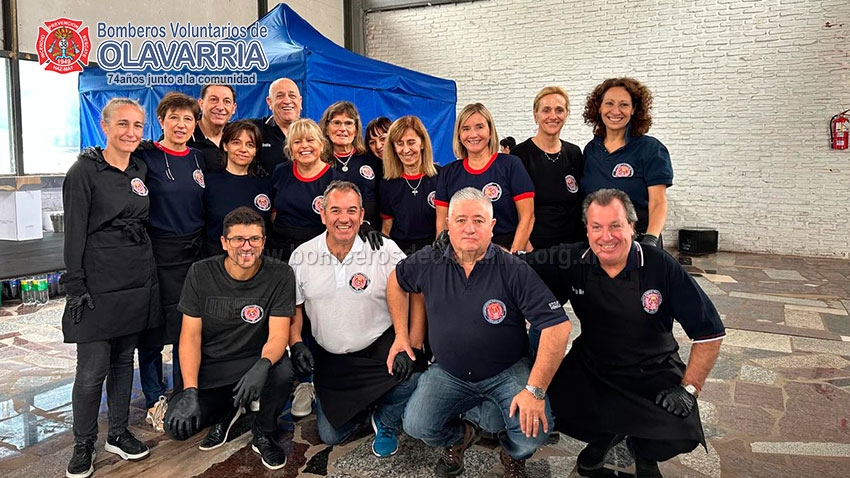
[641,289,662,314]
[565,174,579,193]
[241,305,264,324]
[311,195,323,214]
[130,178,148,196]
[254,194,271,211]
[349,272,370,293]
[36,18,91,74]
[359,165,375,180]
[612,163,634,178]
[193,169,205,188]
[482,182,503,201]
[482,299,507,324]
[427,191,436,209]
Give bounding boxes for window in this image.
[19,60,80,175]
[0,59,13,175]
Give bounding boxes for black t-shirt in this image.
[250,116,287,176]
[513,138,585,246]
[187,124,225,173]
[204,171,273,243]
[177,256,295,388]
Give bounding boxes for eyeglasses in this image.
[225,236,266,247]
[330,120,356,129]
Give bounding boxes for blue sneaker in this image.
[370,411,399,457]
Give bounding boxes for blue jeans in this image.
[316,373,420,445]
[72,333,138,443]
[138,344,181,408]
[403,358,552,460]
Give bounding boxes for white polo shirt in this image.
[289,232,406,354]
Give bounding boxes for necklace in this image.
[543,150,561,162]
[404,176,423,195]
[335,150,354,172]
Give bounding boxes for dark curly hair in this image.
[583,77,653,138]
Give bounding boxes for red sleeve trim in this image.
[380,214,394,220]
[513,192,535,202]
[433,199,449,207]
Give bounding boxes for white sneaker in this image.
[291,382,315,417]
[145,395,168,433]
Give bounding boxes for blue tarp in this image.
[78,3,457,163]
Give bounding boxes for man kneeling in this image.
[389,188,572,477]
[164,207,296,470]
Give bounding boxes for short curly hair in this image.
[583,77,653,138]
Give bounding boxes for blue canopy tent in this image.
[78,3,457,163]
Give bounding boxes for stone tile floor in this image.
[0,250,849,477]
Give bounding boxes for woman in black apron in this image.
[62,98,159,477]
[134,92,206,432]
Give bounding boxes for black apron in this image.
[313,327,422,429]
[139,230,203,348]
[62,219,161,343]
[363,198,381,232]
[549,267,705,445]
[268,223,324,262]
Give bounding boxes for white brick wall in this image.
[366,0,850,258]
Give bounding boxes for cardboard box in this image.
[0,190,43,241]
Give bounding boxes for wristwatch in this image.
[525,384,545,400]
[681,383,699,398]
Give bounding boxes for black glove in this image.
[639,234,659,248]
[358,222,384,250]
[165,387,201,440]
[290,342,314,376]
[233,358,271,408]
[392,352,414,381]
[67,292,95,324]
[655,385,697,417]
[432,229,449,253]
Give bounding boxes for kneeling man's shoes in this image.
[199,407,242,451]
[435,422,475,477]
[499,448,528,478]
[576,434,625,473]
[635,456,663,478]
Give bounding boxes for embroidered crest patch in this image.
[349,272,370,292]
[359,165,375,180]
[241,305,264,324]
[612,163,634,178]
[482,182,503,201]
[254,194,271,211]
[641,289,662,314]
[565,174,579,193]
[130,177,148,196]
[482,299,507,324]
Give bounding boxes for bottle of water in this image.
[21,279,35,306]
[35,277,49,306]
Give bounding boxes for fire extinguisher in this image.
[830,110,849,150]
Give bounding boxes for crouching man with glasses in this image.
[164,207,296,470]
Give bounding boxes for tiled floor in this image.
[0,250,849,477]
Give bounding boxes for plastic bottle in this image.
[35,277,49,306]
[21,279,34,306]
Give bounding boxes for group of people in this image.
[60,74,724,478]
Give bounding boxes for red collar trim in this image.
[154,141,191,157]
[294,162,330,182]
[402,172,424,180]
[463,153,498,174]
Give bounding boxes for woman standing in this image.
[582,77,673,247]
[365,116,391,162]
[62,98,157,478]
[318,101,383,228]
[269,118,336,262]
[434,103,535,252]
[379,115,439,254]
[203,121,272,257]
[134,92,206,431]
[513,86,585,248]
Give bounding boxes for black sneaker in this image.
[199,407,242,451]
[251,432,287,470]
[635,456,663,478]
[576,434,624,473]
[435,421,475,477]
[104,430,150,460]
[66,442,95,478]
[499,448,528,478]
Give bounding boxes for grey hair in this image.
[102,97,144,124]
[448,187,493,219]
[322,180,363,210]
[582,188,638,225]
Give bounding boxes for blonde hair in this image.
[452,103,499,159]
[533,86,570,113]
[318,101,366,155]
[284,118,331,165]
[383,116,437,179]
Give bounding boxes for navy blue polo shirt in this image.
[331,153,382,202]
[379,170,439,242]
[136,142,206,237]
[272,162,334,229]
[434,153,535,236]
[395,244,569,381]
[582,132,673,209]
[204,171,273,243]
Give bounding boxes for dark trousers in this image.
[165,357,295,440]
[72,333,139,444]
[573,429,698,463]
